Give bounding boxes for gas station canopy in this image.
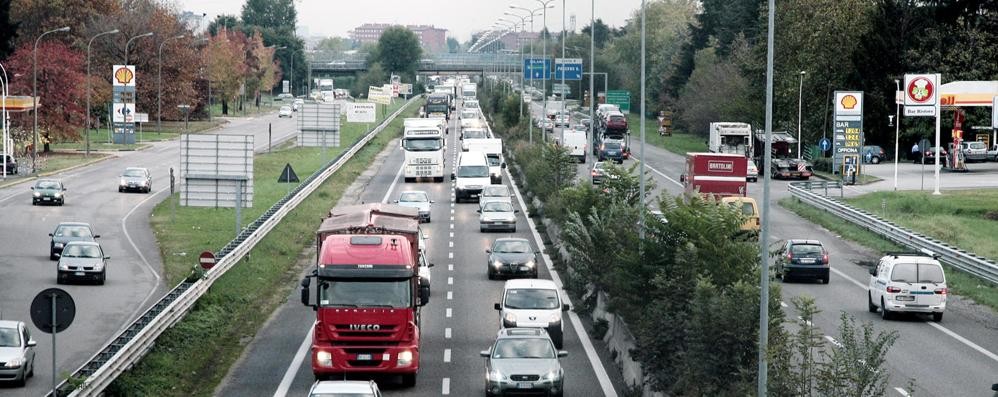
[1,96,40,112]
[939,81,998,108]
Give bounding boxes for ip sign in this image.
[199,250,216,270]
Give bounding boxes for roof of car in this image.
[56,221,91,227]
[309,380,377,393]
[787,239,823,246]
[504,278,557,290]
[498,327,549,338]
[0,320,22,329]
[400,190,428,196]
[64,241,100,247]
[883,252,941,264]
[494,237,529,243]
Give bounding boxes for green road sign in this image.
[606,90,631,113]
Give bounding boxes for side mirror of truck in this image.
[299,277,312,308]
[494,303,502,311]
[501,162,507,169]
[419,284,431,306]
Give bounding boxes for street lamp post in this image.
[86,29,120,159]
[503,13,530,119]
[590,0,596,150]
[639,0,646,238]
[758,0,778,393]
[893,79,901,191]
[560,0,566,120]
[797,71,805,159]
[1,62,9,178]
[32,26,71,174]
[124,32,154,65]
[509,6,545,144]
[536,0,555,143]
[158,34,185,135]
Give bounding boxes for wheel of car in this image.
[868,293,877,313]
[426,217,431,223]
[880,298,892,320]
[27,359,33,377]
[552,391,563,397]
[821,277,829,285]
[510,227,516,233]
[118,187,123,192]
[871,156,881,164]
[435,176,444,183]
[480,227,486,232]
[50,251,57,261]
[146,185,152,193]
[487,267,496,280]
[400,373,417,387]
[99,271,106,285]
[932,312,943,322]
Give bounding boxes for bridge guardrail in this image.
[788,182,998,285]
[55,96,420,396]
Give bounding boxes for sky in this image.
[174,0,645,42]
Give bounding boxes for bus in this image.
[402,118,447,183]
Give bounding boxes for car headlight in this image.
[524,260,535,268]
[54,243,64,249]
[54,192,63,197]
[120,178,127,186]
[493,260,503,268]
[316,351,333,367]
[4,357,23,368]
[397,350,414,367]
[139,180,147,186]
[58,263,69,270]
[489,368,504,381]
[543,369,559,381]
[33,191,41,197]
[504,312,517,324]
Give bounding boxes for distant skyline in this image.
[174,0,644,41]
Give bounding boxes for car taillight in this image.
[786,252,792,261]
[591,171,598,176]
[822,253,829,265]
[934,288,947,295]
[886,286,902,293]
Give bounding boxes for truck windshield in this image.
[458,165,490,178]
[403,137,443,151]
[426,104,448,113]
[319,278,411,308]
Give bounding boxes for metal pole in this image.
[893,79,900,191]
[758,0,776,393]
[589,0,595,158]
[125,32,154,66]
[235,180,243,237]
[1,62,8,179]
[639,0,646,239]
[159,35,185,135]
[561,0,566,120]
[933,73,941,195]
[86,30,120,159]
[50,293,56,397]
[797,71,805,159]
[33,27,71,174]
[529,13,535,144]
[539,0,551,143]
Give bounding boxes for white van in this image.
[494,279,570,348]
[868,252,947,322]
[452,151,491,202]
[465,139,504,183]
[560,129,587,163]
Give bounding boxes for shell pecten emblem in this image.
[114,67,134,85]
[840,94,858,109]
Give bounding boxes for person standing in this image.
[911,141,920,162]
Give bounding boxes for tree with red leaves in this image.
[5,40,85,152]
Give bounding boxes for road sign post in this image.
[199,250,216,270]
[606,90,631,113]
[904,73,941,194]
[30,288,75,396]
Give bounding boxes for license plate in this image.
[896,295,915,301]
[519,266,530,271]
[416,170,431,176]
[75,272,85,276]
[356,353,372,361]
[800,258,816,264]
[517,382,533,389]
[470,194,478,198]
[43,197,51,200]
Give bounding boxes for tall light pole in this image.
[503,11,532,120]
[758,0,777,393]
[509,5,546,144]
[85,29,119,158]
[638,0,646,238]
[590,0,596,152]
[158,34,185,135]
[124,32,154,65]
[797,70,805,159]
[560,0,566,120]
[32,26,70,174]
[893,79,901,191]
[536,0,555,143]
[1,62,9,178]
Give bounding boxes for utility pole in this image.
[758,0,777,394]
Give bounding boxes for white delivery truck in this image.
[461,83,477,102]
[708,122,753,157]
[402,118,447,182]
[560,128,588,163]
[465,138,504,183]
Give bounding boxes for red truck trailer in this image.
[299,203,430,386]
[679,153,748,198]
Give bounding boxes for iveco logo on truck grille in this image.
[707,160,734,172]
[349,324,381,331]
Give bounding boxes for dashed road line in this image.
[443,348,451,363]
[448,251,454,258]
[446,308,452,318]
[780,301,788,308]
[632,156,683,187]
[447,276,453,285]
[447,291,453,300]
[445,328,452,339]
[448,241,454,248]
[824,335,843,348]
[894,387,911,396]
[442,378,451,395]
[448,264,454,271]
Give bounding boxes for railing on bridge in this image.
[309,53,523,73]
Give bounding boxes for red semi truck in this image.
[299,203,431,386]
[679,153,748,198]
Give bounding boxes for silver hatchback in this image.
[481,328,567,397]
[0,320,36,387]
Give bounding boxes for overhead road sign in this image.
[554,58,583,80]
[523,58,551,80]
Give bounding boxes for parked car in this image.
[0,320,36,387]
[307,380,381,397]
[861,145,886,164]
[2,154,16,175]
[56,241,109,284]
[31,179,66,206]
[49,222,99,260]
[479,201,518,232]
[868,251,947,322]
[394,190,433,223]
[278,105,293,118]
[960,141,988,162]
[989,144,998,162]
[915,146,947,163]
[773,239,830,283]
[481,328,567,397]
[119,167,152,193]
[486,238,539,280]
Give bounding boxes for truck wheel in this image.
[400,373,417,387]
[435,176,444,183]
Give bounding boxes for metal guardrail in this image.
[788,182,998,285]
[55,97,420,397]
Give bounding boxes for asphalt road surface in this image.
[537,102,998,396]
[0,111,298,395]
[217,103,624,396]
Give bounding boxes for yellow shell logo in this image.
[841,95,858,109]
[114,67,134,85]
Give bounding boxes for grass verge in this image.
[624,113,706,155]
[51,120,225,151]
[34,152,109,175]
[780,196,998,312]
[813,170,883,185]
[105,99,418,396]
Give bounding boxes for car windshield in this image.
[968,142,985,149]
[319,279,411,308]
[399,192,428,202]
[463,130,487,139]
[483,202,513,212]
[0,327,20,347]
[55,225,92,238]
[281,106,291,111]
[494,240,530,253]
[458,165,489,178]
[603,142,621,150]
[123,169,146,177]
[790,244,822,256]
[310,394,373,397]
[504,288,560,310]
[403,137,443,151]
[61,244,101,258]
[36,180,61,189]
[483,186,509,197]
[492,338,555,359]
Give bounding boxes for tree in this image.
[241,30,281,107]
[446,37,460,53]
[580,18,612,48]
[369,26,422,79]
[208,14,239,36]
[316,36,348,53]
[207,28,248,115]
[675,45,756,136]
[5,41,85,151]
[240,0,296,34]
[0,0,18,59]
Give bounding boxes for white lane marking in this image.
[450,216,455,221]
[894,387,911,396]
[450,203,455,207]
[780,301,788,308]
[450,224,454,229]
[448,252,453,259]
[832,266,998,363]
[449,232,454,238]
[632,157,683,187]
[118,186,168,333]
[273,326,312,397]
[796,316,813,327]
[450,209,455,214]
[448,264,454,271]
[447,277,453,285]
[447,291,453,300]
[446,308,452,318]
[445,328,452,339]
[504,167,619,397]
[380,161,405,203]
[448,241,454,248]
[443,348,451,363]
[442,378,451,395]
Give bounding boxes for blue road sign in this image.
[819,137,831,152]
[554,58,583,80]
[523,58,551,80]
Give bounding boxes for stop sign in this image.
[199,251,216,270]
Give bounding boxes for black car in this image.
[486,238,540,280]
[49,222,99,260]
[597,141,624,163]
[774,239,830,283]
[2,154,16,175]
[31,179,66,206]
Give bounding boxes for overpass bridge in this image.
[309,53,523,76]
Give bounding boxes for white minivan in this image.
[452,151,492,202]
[494,279,570,348]
[868,252,947,322]
[560,129,587,163]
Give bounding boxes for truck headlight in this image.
[488,368,504,381]
[397,350,414,367]
[504,312,517,324]
[316,351,333,367]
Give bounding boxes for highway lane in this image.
[0,112,298,395]
[219,103,623,396]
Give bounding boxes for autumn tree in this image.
[5,41,85,151]
[207,28,248,115]
[241,30,280,108]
